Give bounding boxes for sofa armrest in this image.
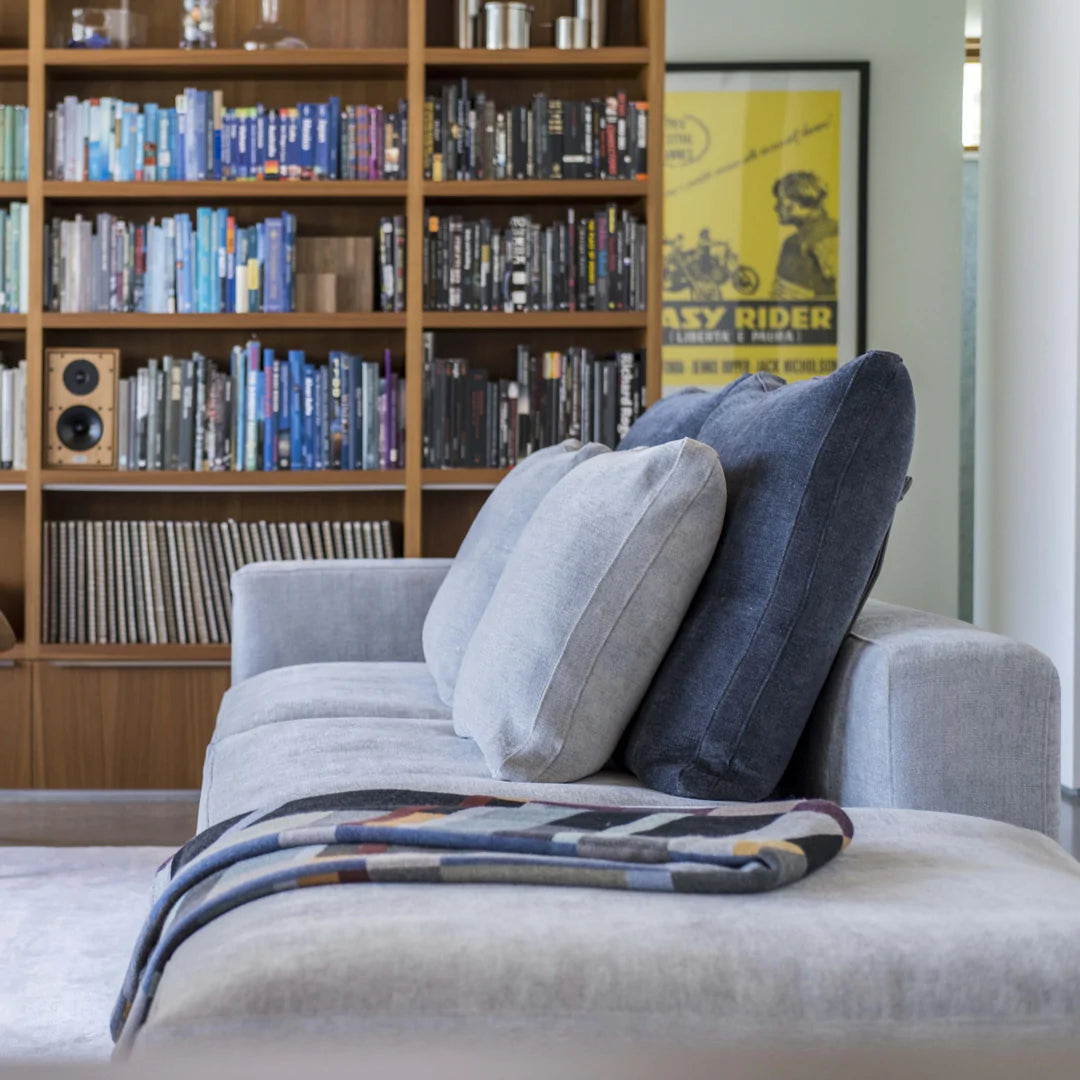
[785,600,1060,837]
[230,559,452,684]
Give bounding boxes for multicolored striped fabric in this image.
[112,789,853,1049]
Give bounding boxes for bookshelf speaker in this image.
[46,349,119,467]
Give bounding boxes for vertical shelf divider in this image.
[403,0,427,557]
[644,0,665,406]
[23,1,45,656]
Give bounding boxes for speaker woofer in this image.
[57,405,104,452]
[62,358,101,396]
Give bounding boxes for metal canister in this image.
[590,0,606,47]
[555,15,575,49]
[484,2,506,48]
[505,2,531,48]
[572,15,589,47]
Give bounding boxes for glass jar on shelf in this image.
[180,0,218,49]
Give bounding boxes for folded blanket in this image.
[112,788,853,1050]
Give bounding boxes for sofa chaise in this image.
[109,554,1080,1052]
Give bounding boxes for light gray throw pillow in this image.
[423,439,609,713]
[454,438,727,783]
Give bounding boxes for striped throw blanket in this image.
[112,788,853,1049]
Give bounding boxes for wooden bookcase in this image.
[0,0,664,788]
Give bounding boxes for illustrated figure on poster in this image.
[662,228,760,300]
[771,171,839,299]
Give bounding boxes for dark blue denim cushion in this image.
[620,351,915,801]
[617,387,722,448]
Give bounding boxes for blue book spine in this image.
[302,364,316,470]
[245,339,261,472]
[118,105,130,181]
[135,111,145,180]
[214,207,228,313]
[266,110,280,179]
[282,211,297,312]
[197,90,210,179]
[246,111,257,177]
[176,96,187,180]
[175,214,189,313]
[262,348,276,472]
[299,103,315,179]
[255,105,266,179]
[339,352,352,469]
[263,217,285,313]
[170,109,180,181]
[328,96,341,180]
[185,89,200,180]
[213,96,223,180]
[224,215,235,312]
[314,368,326,469]
[315,103,330,179]
[328,351,343,470]
[195,206,212,313]
[285,108,299,179]
[144,103,158,181]
[277,359,290,469]
[235,110,248,180]
[347,354,361,469]
[288,350,304,470]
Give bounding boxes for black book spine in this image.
[512,106,528,180]
[466,368,487,468]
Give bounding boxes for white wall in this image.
[975,0,1080,789]
[667,0,965,618]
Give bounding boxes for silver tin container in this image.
[590,0,605,47]
[484,2,506,48]
[456,0,480,48]
[572,15,589,47]
[555,15,575,49]
[505,2,531,49]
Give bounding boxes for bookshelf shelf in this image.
[424,47,650,71]
[41,470,406,491]
[40,313,408,330]
[422,311,648,329]
[42,181,409,202]
[42,48,410,77]
[9,0,664,790]
[423,180,648,200]
[36,644,231,664]
[422,469,509,489]
[0,49,28,72]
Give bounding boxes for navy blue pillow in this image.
[620,351,915,801]
[617,387,721,449]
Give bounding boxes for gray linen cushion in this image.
[454,438,727,783]
[621,351,916,801]
[423,439,609,714]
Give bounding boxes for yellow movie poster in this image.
[663,66,866,392]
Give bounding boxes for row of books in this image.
[0,203,29,314]
[424,86,647,182]
[423,208,646,312]
[48,93,407,182]
[0,358,27,470]
[42,517,398,646]
[422,334,644,467]
[43,211,400,314]
[0,106,29,182]
[115,343,405,472]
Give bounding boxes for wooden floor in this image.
[1,790,1078,857]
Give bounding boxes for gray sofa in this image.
[115,556,1080,1050]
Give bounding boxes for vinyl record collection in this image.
[42,517,398,645]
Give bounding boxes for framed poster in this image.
[663,62,868,392]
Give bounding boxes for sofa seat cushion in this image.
[212,662,449,743]
[200,714,713,830]
[133,810,1080,1050]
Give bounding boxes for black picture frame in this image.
[664,61,869,384]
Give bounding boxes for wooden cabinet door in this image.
[0,661,31,787]
[32,664,229,789]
